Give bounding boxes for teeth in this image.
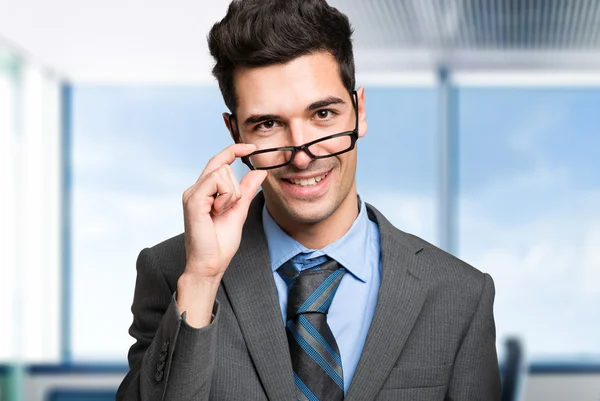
[289,173,327,186]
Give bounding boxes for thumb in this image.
[238,170,268,206]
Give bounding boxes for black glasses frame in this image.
[228,91,359,170]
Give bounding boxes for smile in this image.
[286,172,329,187]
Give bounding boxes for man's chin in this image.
[280,202,336,225]
[263,185,336,224]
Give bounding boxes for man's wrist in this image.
[178,270,223,290]
[176,272,222,328]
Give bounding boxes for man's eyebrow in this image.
[243,114,281,127]
[306,96,346,112]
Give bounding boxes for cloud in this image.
[506,97,569,165]
[70,128,194,359]
[581,222,600,297]
[459,189,600,356]
[73,135,194,191]
[71,185,185,357]
[365,191,436,245]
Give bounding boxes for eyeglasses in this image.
[228,91,359,170]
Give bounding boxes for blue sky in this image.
[72,84,599,362]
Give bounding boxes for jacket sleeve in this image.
[116,247,220,401]
[446,273,502,401]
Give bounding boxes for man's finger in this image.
[212,192,236,215]
[200,143,256,180]
[238,170,268,205]
[211,166,240,215]
[187,168,237,215]
[225,165,242,200]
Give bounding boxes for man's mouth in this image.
[285,172,329,187]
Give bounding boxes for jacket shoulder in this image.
[404,232,488,289]
[140,233,186,289]
[367,202,489,298]
[394,229,493,323]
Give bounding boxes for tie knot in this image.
[280,256,346,320]
[278,253,329,287]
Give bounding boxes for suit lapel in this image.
[221,192,295,401]
[345,204,430,401]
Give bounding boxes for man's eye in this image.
[317,110,330,119]
[257,120,275,130]
[316,109,336,120]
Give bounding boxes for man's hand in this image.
[177,144,267,327]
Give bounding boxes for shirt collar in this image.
[262,195,372,283]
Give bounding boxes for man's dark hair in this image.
[208,0,355,113]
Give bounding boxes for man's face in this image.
[227,51,367,225]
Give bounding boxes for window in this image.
[358,87,437,246]
[71,86,236,361]
[458,87,600,359]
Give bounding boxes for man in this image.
[117,0,501,400]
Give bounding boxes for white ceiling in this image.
[0,0,232,82]
[2,0,600,84]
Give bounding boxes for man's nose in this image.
[288,121,313,169]
[290,148,313,169]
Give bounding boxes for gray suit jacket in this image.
[117,192,501,401]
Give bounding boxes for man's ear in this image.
[223,112,241,143]
[356,87,368,138]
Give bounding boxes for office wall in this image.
[0,44,62,364]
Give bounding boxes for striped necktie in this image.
[279,254,346,401]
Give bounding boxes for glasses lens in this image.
[307,133,353,157]
[248,149,293,169]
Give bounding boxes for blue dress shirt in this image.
[262,196,382,395]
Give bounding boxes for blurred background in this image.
[1,0,599,400]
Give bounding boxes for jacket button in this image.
[154,369,164,382]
